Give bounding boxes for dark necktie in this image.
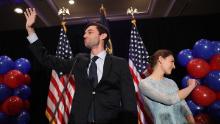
[88,56,99,122]
[88,56,99,88]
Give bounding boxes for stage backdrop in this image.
[0,13,220,124]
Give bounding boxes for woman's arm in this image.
[139,79,197,105]
[186,114,195,124]
[178,79,197,100]
[139,79,180,105]
[179,100,195,124]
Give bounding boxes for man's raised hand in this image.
[24,8,37,35]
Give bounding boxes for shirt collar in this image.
[90,50,107,61]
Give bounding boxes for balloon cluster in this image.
[177,39,220,123]
[0,56,31,124]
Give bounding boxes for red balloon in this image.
[22,74,31,85]
[23,100,30,110]
[194,113,210,124]
[0,103,3,111]
[2,96,23,115]
[3,70,24,88]
[0,75,4,82]
[216,92,220,100]
[191,85,216,106]
[187,58,210,78]
[210,54,220,71]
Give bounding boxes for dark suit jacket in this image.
[29,40,138,124]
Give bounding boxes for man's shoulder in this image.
[76,53,89,57]
[109,55,128,64]
[109,54,127,62]
[75,53,90,61]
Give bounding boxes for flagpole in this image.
[100,4,106,16]
[127,6,153,124]
[48,7,71,124]
[49,21,68,124]
[61,21,67,33]
[99,3,113,55]
[127,6,138,27]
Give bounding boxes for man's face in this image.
[83,25,101,49]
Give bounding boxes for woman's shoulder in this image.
[139,77,154,92]
[139,77,153,86]
[164,77,178,87]
[141,76,152,83]
[164,77,175,83]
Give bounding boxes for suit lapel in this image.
[79,54,90,81]
[99,54,112,83]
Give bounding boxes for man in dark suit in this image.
[24,8,138,124]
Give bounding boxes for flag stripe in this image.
[47,96,58,123]
[130,61,153,124]
[137,105,144,124]
[46,104,54,121]
[60,76,74,105]
[129,23,153,124]
[47,74,74,123]
[51,75,71,119]
[51,76,68,107]
[48,90,57,107]
[58,98,67,124]
[129,60,150,124]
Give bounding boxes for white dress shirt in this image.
[88,51,106,83]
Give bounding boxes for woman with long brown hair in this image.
[139,49,197,124]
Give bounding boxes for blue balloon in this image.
[14,84,31,100]
[181,75,201,88]
[15,58,31,74]
[186,99,204,115]
[208,100,220,119]
[192,39,214,60]
[177,49,193,67]
[0,56,15,74]
[181,75,191,88]
[0,83,12,102]
[200,78,209,86]
[0,112,9,124]
[212,41,220,55]
[204,71,220,91]
[16,110,30,124]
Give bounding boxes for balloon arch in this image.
[177,39,220,123]
[0,56,31,124]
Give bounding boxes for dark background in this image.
[0,13,220,123]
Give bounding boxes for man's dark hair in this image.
[85,22,110,46]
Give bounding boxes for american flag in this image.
[45,27,75,124]
[128,21,152,124]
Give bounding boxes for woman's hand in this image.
[187,79,198,89]
[186,115,196,124]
